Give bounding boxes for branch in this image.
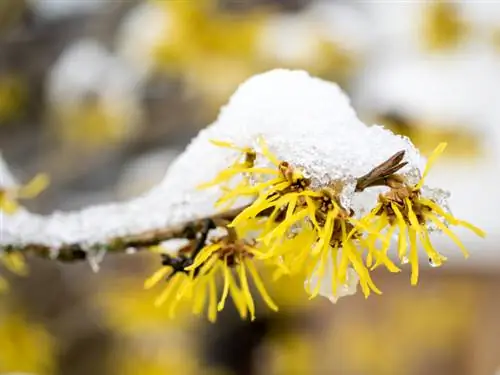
[3,206,248,263]
[1,151,407,263]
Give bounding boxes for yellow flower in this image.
[0,173,49,214]
[422,0,469,51]
[200,138,287,210]
[203,138,392,299]
[53,101,136,149]
[296,189,387,299]
[197,140,260,210]
[266,333,314,375]
[154,0,264,66]
[0,172,46,291]
[0,75,26,123]
[0,310,55,374]
[359,143,485,285]
[251,184,390,299]
[145,233,277,322]
[199,137,483,312]
[0,249,29,293]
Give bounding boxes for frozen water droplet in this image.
[428,257,442,268]
[88,257,100,273]
[401,256,409,264]
[87,246,107,273]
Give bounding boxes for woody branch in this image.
[1,151,407,263]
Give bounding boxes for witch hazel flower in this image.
[358,143,485,285]
[0,154,49,290]
[190,69,484,308]
[0,69,485,322]
[144,223,277,323]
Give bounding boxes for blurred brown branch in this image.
[8,205,248,262]
[4,151,407,263]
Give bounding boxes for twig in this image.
[4,206,248,263]
[355,151,407,192]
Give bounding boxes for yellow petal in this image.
[238,263,255,321]
[392,204,408,261]
[456,219,486,238]
[209,139,246,152]
[217,262,231,311]
[405,198,422,232]
[330,246,339,295]
[427,213,469,258]
[409,229,419,285]
[257,136,281,166]
[154,273,182,307]
[227,269,248,319]
[208,276,218,323]
[144,267,171,289]
[1,252,28,275]
[245,259,278,312]
[17,173,50,199]
[416,142,447,189]
[186,244,220,270]
[0,197,19,214]
[192,279,208,315]
[419,229,444,267]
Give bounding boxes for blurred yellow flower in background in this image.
[0,307,55,374]
[255,9,360,86]
[0,172,49,214]
[95,273,193,336]
[0,252,28,292]
[144,0,365,114]
[153,0,264,68]
[324,280,477,375]
[378,113,485,161]
[150,0,266,113]
[264,333,315,375]
[52,98,137,148]
[0,74,26,123]
[422,0,469,51]
[46,39,143,151]
[109,340,199,375]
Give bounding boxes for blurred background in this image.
[1,0,500,374]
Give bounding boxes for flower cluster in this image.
[145,224,277,323]
[145,137,484,322]
[359,143,485,285]
[0,173,49,214]
[0,173,49,290]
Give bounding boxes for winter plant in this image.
[0,70,484,322]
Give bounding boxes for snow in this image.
[1,69,429,250]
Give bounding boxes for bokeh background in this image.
[1,0,500,374]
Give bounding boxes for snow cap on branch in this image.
[2,69,426,249]
[2,69,485,309]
